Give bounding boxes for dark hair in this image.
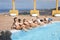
[44,18,47,21]
[40,19,43,22]
[23,19,26,22]
[18,19,21,23]
[33,20,37,23]
[14,17,17,22]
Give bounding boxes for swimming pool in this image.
[11,21,60,40]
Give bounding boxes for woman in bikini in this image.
[11,17,17,29]
[23,19,32,29]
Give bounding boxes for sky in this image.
[0,0,60,9]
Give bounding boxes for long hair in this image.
[14,17,17,22]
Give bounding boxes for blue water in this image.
[11,22,60,40]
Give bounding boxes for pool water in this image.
[11,22,60,40]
